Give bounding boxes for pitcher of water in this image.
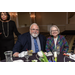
[4,51,13,62]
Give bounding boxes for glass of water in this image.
[4,51,13,62]
[25,52,29,62]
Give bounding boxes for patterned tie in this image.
[34,38,39,53]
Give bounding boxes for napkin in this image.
[45,52,53,56]
[69,54,75,60]
[18,51,28,57]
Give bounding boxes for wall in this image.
[18,27,29,34]
[18,12,30,27]
[36,12,67,25]
[39,25,65,32]
[68,12,75,18]
[14,27,29,37]
[66,14,75,30]
[66,24,75,30]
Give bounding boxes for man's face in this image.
[30,24,39,38]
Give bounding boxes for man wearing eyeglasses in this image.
[13,23,46,57]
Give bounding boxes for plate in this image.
[13,60,24,62]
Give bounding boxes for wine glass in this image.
[25,52,29,62]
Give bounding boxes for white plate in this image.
[13,60,24,62]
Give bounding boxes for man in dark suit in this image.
[13,23,46,57]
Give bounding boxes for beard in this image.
[30,32,39,38]
[31,33,39,37]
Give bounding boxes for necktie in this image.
[34,38,39,53]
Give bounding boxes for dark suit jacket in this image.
[13,32,46,53]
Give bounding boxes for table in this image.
[1,53,75,62]
[57,53,75,62]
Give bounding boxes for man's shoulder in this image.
[39,33,46,38]
[39,34,46,41]
[18,32,30,39]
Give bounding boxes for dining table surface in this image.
[1,52,75,62]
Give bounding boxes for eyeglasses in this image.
[31,29,39,31]
[51,30,58,32]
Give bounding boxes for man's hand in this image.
[13,52,19,57]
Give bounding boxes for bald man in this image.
[13,23,46,57]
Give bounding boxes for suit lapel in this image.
[39,34,43,50]
[27,32,31,50]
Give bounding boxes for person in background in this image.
[13,23,46,57]
[0,12,21,60]
[45,25,69,53]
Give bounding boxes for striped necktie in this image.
[34,38,39,53]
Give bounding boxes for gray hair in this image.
[50,25,60,35]
[30,23,39,29]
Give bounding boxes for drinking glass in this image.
[4,51,13,62]
[25,52,29,62]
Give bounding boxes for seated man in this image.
[13,23,46,57]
